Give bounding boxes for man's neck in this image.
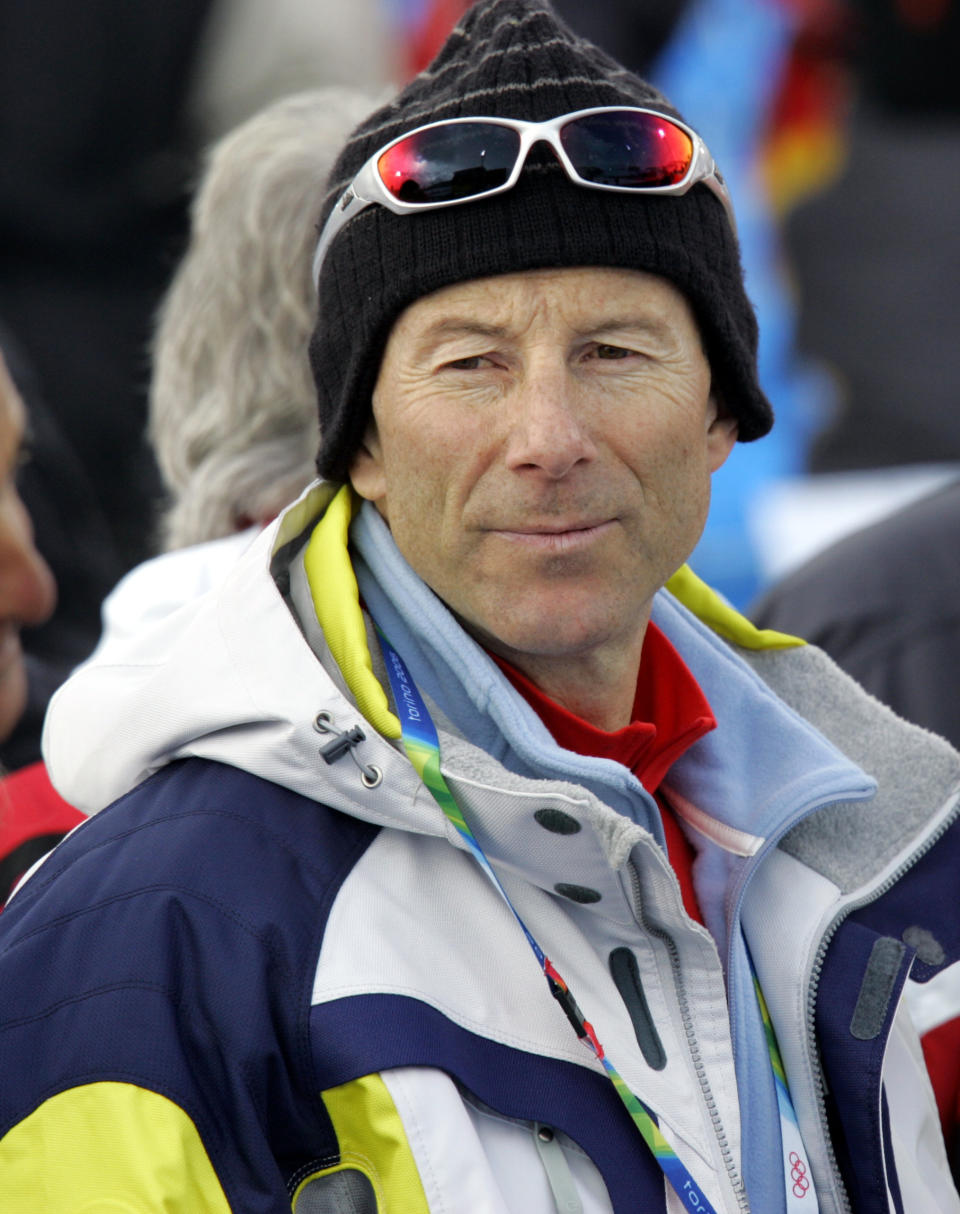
[486,629,648,732]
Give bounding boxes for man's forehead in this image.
[392,265,694,345]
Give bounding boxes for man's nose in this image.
[503,368,598,479]
[0,489,57,627]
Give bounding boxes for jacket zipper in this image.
[628,861,750,1214]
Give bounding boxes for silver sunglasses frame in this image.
[312,105,735,284]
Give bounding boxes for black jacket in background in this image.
[750,480,960,750]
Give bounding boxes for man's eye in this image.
[443,355,488,371]
[595,344,633,360]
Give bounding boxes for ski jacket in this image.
[2,482,959,1214]
[0,532,257,906]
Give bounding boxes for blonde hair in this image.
[149,87,378,550]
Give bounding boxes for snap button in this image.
[554,883,601,904]
[537,1125,554,1143]
[534,808,581,835]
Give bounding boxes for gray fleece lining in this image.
[293,1169,377,1214]
[739,643,960,892]
[439,730,648,871]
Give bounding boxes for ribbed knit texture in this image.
[310,0,773,482]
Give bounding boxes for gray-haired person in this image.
[96,86,378,650]
[152,86,380,550]
[4,4,959,1211]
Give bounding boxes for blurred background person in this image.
[0,323,120,772]
[783,0,960,475]
[153,87,376,552]
[1,85,377,902]
[0,0,399,730]
[0,0,215,580]
[97,86,378,652]
[0,349,79,903]
[0,356,57,741]
[744,0,960,584]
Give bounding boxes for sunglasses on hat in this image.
[313,106,734,281]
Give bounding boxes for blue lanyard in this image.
[377,627,722,1214]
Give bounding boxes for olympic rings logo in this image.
[789,1151,811,1198]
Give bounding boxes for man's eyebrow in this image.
[577,315,674,340]
[413,317,509,355]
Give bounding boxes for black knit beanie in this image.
[310,0,773,483]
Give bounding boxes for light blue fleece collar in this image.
[350,502,664,839]
[351,501,870,844]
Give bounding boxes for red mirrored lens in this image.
[377,122,520,203]
[559,112,694,188]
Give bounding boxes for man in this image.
[0,350,76,900]
[0,323,121,774]
[0,355,57,743]
[2,3,959,1211]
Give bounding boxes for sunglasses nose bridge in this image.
[513,128,568,180]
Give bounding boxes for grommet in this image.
[313,711,333,732]
[554,883,601,904]
[534,808,581,835]
[360,765,383,789]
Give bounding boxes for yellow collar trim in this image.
[666,564,804,650]
[302,485,401,739]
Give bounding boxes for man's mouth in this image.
[491,519,616,551]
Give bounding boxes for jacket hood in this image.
[43,483,439,837]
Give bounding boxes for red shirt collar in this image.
[491,621,716,793]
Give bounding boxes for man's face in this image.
[0,355,56,741]
[350,267,736,670]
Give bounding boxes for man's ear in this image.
[347,419,387,507]
[706,394,738,473]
